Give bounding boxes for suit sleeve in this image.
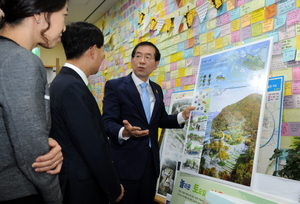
[102,80,124,143]
[2,52,62,203]
[59,82,121,202]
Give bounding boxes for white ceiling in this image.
[65,0,119,24]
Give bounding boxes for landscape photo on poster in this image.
[157,90,194,197]
[181,38,273,187]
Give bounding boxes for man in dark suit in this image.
[49,21,124,204]
[102,41,195,204]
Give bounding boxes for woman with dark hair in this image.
[0,0,68,203]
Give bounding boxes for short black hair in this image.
[131,41,161,61]
[61,21,104,60]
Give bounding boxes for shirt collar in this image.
[64,63,89,85]
[131,72,149,87]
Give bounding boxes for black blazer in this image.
[102,73,182,181]
[50,67,121,204]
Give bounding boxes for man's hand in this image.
[32,138,63,174]
[182,106,196,120]
[122,120,149,138]
[114,184,125,203]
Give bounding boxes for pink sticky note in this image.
[231,30,240,43]
[170,79,176,88]
[236,0,245,7]
[196,0,205,6]
[286,8,300,26]
[221,13,231,25]
[189,75,196,84]
[171,63,177,71]
[281,123,289,136]
[292,80,300,94]
[293,67,300,80]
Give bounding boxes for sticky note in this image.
[284,81,293,96]
[272,42,282,55]
[241,13,251,28]
[272,67,292,80]
[265,4,277,19]
[251,8,265,24]
[231,19,240,31]
[252,23,262,37]
[274,14,287,30]
[281,123,289,136]
[262,18,274,33]
[286,8,300,26]
[292,80,300,94]
[283,95,294,109]
[282,47,296,62]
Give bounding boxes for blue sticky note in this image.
[277,0,296,15]
[159,58,165,66]
[217,3,227,16]
[274,14,286,30]
[229,7,240,21]
[177,42,184,52]
[169,3,175,13]
[214,27,221,38]
[266,0,275,6]
[267,31,279,42]
[283,47,296,62]
[199,22,207,34]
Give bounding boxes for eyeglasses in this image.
[134,54,154,61]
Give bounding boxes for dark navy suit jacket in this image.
[102,73,182,181]
[50,67,121,204]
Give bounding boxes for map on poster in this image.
[180,38,273,187]
[257,76,284,175]
[157,90,194,197]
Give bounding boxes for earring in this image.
[37,20,41,24]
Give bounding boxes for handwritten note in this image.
[241,13,251,27]
[240,1,253,16]
[251,8,265,24]
[287,8,300,26]
[252,23,262,36]
[266,5,277,21]
[292,80,300,94]
[278,25,296,41]
[271,55,287,71]
[282,47,296,62]
[231,19,240,31]
[231,30,240,43]
[242,26,252,40]
[274,14,287,30]
[289,122,300,136]
[281,122,289,136]
[277,0,296,16]
[220,23,231,37]
[283,95,294,109]
[263,18,274,32]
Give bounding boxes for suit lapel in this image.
[124,74,148,123]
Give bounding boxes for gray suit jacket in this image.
[0,36,62,203]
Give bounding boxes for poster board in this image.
[180,37,273,189]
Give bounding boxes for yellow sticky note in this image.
[297,0,300,7]
[178,68,186,77]
[170,53,177,63]
[176,78,181,87]
[296,36,300,50]
[283,109,300,122]
[241,14,251,28]
[188,28,194,39]
[177,52,183,61]
[252,23,262,37]
[200,33,207,44]
[284,81,292,96]
[296,50,300,61]
[206,31,214,43]
[262,18,274,33]
[177,60,185,69]
[215,38,224,49]
[184,85,190,90]
[240,1,253,16]
[185,67,193,76]
[272,67,293,81]
[171,70,179,79]
[157,76,163,84]
[165,64,171,72]
[231,19,240,32]
[251,8,265,24]
[200,44,207,55]
[207,41,215,52]
[207,18,216,30]
[223,34,231,46]
[166,81,171,89]
[194,46,200,56]
[280,135,293,149]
